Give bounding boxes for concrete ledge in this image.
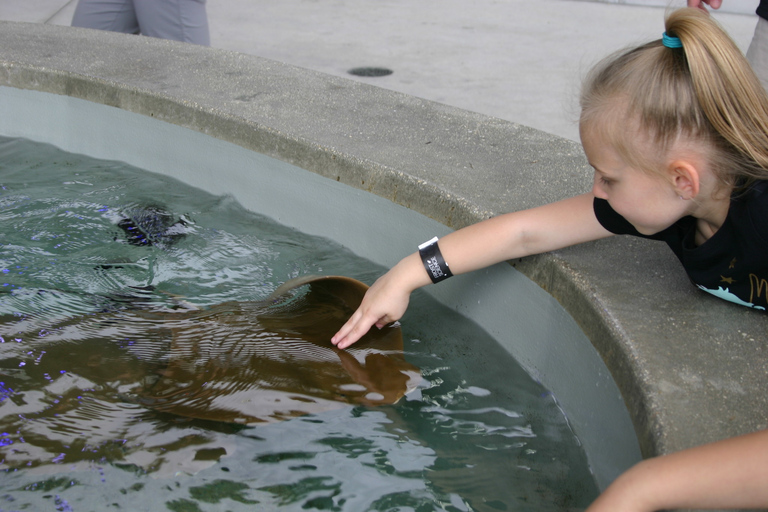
[1,20,766,484]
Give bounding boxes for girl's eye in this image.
[599,176,612,186]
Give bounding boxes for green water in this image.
[0,136,598,511]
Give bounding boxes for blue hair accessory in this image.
[662,32,683,49]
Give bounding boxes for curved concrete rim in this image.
[1,21,767,488]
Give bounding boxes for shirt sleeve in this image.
[744,181,768,247]
[592,198,644,236]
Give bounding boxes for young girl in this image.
[333,7,768,511]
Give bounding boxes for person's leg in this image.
[71,0,140,35]
[133,0,210,46]
[747,17,768,90]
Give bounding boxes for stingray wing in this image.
[141,276,420,424]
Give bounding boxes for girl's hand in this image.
[331,281,410,349]
[332,255,426,349]
[331,272,411,349]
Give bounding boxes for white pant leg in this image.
[132,0,210,46]
[71,0,139,35]
[747,17,768,91]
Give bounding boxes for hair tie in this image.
[662,32,683,49]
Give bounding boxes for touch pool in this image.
[1,136,598,511]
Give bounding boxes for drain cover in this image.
[348,67,393,77]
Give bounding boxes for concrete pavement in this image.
[0,0,760,142]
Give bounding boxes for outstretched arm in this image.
[331,192,612,348]
[587,429,768,512]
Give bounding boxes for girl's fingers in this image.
[331,311,360,345]
[332,309,376,349]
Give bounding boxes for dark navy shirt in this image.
[593,180,768,311]
[758,0,768,22]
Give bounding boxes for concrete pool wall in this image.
[1,21,766,496]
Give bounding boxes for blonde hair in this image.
[580,8,768,191]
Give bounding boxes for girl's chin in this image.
[631,223,667,236]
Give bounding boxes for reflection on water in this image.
[0,136,598,510]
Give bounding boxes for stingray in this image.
[115,204,189,247]
[128,275,421,425]
[0,275,420,473]
[2,276,419,428]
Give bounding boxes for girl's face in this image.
[581,126,688,236]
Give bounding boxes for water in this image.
[0,136,598,511]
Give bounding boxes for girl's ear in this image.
[667,160,701,200]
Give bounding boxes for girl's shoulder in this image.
[746,179,768,195]
[734,180,768,209]
[732,180,768,244]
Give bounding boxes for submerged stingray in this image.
[132,275,420,425]
[2,276,419,427]
[0,275,419,474]
[115,204,189,247]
